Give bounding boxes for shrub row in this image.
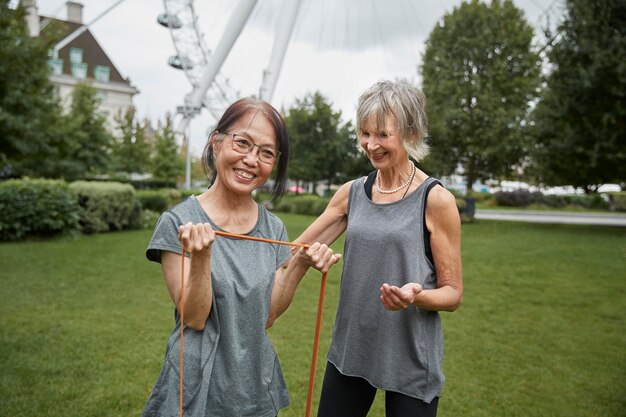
[0,179,81,241]
[0,179,144,241]
[4,180,620,241]
[493,189,610,210]
[0,181,212,241]
[273,195,330,216]
[69,181,138,233]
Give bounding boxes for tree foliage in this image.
[336,122,372,183]
[58,83,114,180]
[112,107,150,175]
[284,92,358,191]
[0,2,67,178]
[150,113,184,181]
[420,0,541,193]
[530,0,626,192]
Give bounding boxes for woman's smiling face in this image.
[358,114,408,170]
[213,109,277,195]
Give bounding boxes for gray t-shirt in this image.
[142,195,292,417]
[327,177,444,403]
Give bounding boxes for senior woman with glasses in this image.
[142,98,340,417]
[294,80,463,417]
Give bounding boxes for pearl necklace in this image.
[376,162,416,194]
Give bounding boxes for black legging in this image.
[317,362,439,417]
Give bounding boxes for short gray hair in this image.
[356,79,429,162]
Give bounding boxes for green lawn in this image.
[0,216,624,417]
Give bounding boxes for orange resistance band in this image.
[179,230,328,417]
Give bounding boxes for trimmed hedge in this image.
[494,190,537,207]
[290,195,329,215]
[136,189,173,213]
[129,178,177,190]
[69,181,138,233]
[273,194,330,216]
[0,179,81,241]
[608,192,626,211]
[560,194,608,210]
[494,190,610,210]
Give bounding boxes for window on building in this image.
[94,65,110,83]
[69,48,83,64]
[48,59,63,76]
[71,62,88,79]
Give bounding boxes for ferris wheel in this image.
[158,0,240,121]
[158,0,302,188]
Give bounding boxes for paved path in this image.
[475,209,626,227]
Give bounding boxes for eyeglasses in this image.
[220,131,280,164]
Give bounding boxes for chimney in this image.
[23,0,40,37]
[66,1,83,24]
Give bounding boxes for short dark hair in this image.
[202,98,290,202]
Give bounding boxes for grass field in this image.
[0,215,624,417]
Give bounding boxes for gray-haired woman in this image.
[295,80,463,417]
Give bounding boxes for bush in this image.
[69,181,138,233]
[136,189,171,213]
[539,194,568,208]
[562,194,608,210]
[272,195,329,215]
[0,179,81,240]
[127,199,143,230]
[494,190,537,207]
[607,192,626,211]
[273,200,294,213]
[493,190,612,210]
[139,209,161,230]
[128,178,177,190]
[291,195,329,215]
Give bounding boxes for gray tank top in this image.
[327,176,444,403]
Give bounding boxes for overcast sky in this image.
[35,0,563,154]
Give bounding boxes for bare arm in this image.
[161,222,215,331]
[265,180,352,327]
[292,180,353,248]
[266,243,341,328]
[380,186,463,312]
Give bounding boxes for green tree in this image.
[284,92,355,192]
[336,122,372,183]
[284,95,319,189]
[150,113,183,182]
[530,0,626,193]
[0,2,67,178]
[421,0,541,194]
[112,107,150,175]
[59,83,114,180]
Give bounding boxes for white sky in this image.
[35,0,563,155]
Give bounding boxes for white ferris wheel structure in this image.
[158,0,303,188]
